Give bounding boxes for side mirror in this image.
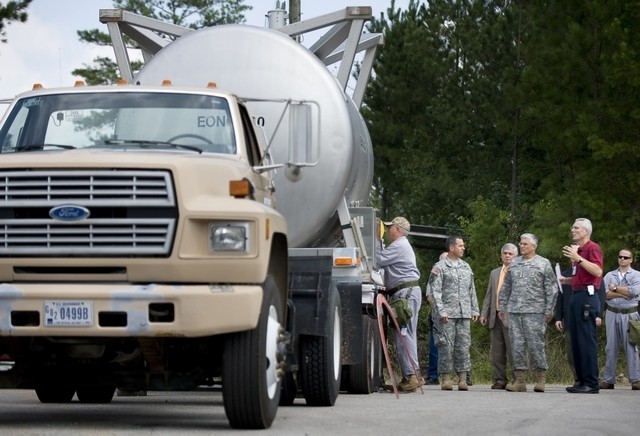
[286,102,318,181]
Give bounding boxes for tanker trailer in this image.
[100,4,385,405]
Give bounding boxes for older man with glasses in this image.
[561,218,604,394]
[600,249,640,390]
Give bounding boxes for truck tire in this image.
[35,385,76,403]
[279,371,297,406]
[299,290,341,406]
[76,385,116,403]
[348,315,382,393]
[223,275,284,429]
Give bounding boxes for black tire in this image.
[35,385,76,403]
[299,290,341,406]
[223,275,284,429]
[76,385,116,403]
[348,315,382,394]
[279,371,297,406]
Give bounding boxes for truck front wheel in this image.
[223,275,284,429]
[76,385,116,403]
[299,290,341,406]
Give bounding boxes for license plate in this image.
[44,300,93,327]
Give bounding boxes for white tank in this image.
[135,25,373,248]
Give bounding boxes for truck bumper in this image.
[0,283,262,337]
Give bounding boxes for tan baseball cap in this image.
[383,216,410,232]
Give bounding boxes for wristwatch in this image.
[613,285,618,291]
[577,257,583,263]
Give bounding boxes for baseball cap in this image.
[383,216,410,232]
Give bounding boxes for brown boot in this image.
[534,369,546,393]
[398,374,419,392]
[506,370,527,392]
[458,372,468,391]
[441,373,453,391]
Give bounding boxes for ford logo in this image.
[49,205,91,222]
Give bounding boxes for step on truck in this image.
[0,5,385,429]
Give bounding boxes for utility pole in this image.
[289,0,300,23]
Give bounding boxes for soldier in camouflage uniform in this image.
[429,236,479,391]
[498,233,557,393]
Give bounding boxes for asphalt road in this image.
[0,384,637,435]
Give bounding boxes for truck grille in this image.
[0,170,177,256]
[0,170,175,206]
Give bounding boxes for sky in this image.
[0,0,410,102]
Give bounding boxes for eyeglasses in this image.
[618,256,632,260]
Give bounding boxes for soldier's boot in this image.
[458,372,468,391]
[506,370,527,392]
[533,369,546,393]
[441,373,453,391]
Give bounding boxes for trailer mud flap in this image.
[336,282,363,365]
[288,256,334,337]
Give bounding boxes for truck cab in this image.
[0,82,290,429]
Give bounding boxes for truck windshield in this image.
[0,91,237,154]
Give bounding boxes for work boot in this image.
[533,369,546,392]
[506,370,527,392]
[458,372,468,391]
[398,374,419,392]
[441,373,453,391]
[599,381,614,390]
[631,381,640,391]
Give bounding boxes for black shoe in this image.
[425,378,439,385]
[466,376,473,386]
[566,385,599,394]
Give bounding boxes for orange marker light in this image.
[229,180,251,198]
[334,257,359,267]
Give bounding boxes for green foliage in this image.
[366,0,640,282]
[73,0,251,84]
[0,0,31,43]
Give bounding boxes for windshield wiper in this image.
[104,139,203,154]
[13,144,76,152]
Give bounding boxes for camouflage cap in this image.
[383,216,410,232]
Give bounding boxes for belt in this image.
[606,305,638,315]
[388,280,419,294]
[572,287,593,293]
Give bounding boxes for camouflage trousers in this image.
[433,317,471,373]
[508,313,548,370]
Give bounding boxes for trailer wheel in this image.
[223,275,284,429]
[279,371,297,406]
[76,385,116,403]
[35,385,76,403]
[348,315,382,393]
[299,290,341,406]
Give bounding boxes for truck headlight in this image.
[209,222,249,252]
